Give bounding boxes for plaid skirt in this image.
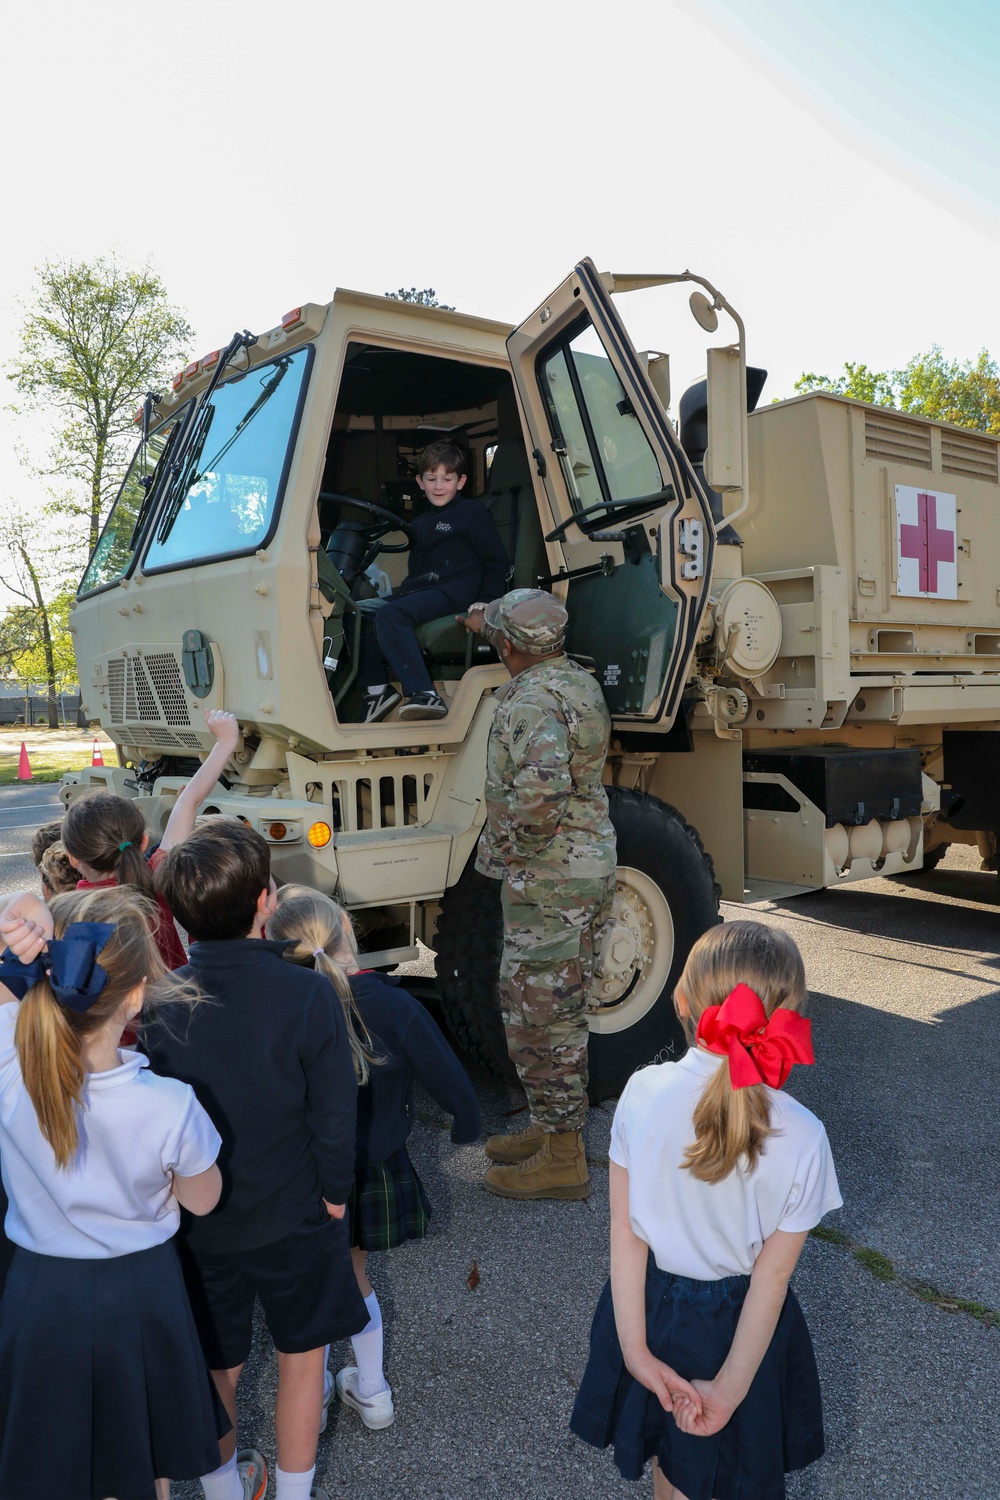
[348,1145,432,1252]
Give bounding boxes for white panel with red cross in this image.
[894,485,958,600]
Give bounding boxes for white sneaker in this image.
[235,1448,268,1500]
[335,1365,395,1429]
[319,1364,334,1434]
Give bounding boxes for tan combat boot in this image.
[484,1120,545,1164]
[483,1129,590,1200]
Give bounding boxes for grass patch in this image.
[810,1226,998,1328]
[0,747,119,786]
[853,1247,896,1282]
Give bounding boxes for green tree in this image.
[0,516,77,728]
[795,347,1000,434]
[7,256,193,557]
[385,287,455,310]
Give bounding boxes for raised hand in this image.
[203,709,240,750]
[624,1346,703,1416]
[0,893,54,962]
[670,1379,736,1437]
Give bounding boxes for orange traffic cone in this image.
[91,737,105,768]
[17,742,32,781]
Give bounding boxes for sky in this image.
[2,0,1000,521]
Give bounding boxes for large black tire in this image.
[433,789,721,1100]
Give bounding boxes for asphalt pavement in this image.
[1,785,998,1498]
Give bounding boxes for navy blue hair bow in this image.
[0,922,116,1013]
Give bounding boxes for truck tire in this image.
[433,789,721,1100]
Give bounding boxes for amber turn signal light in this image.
[308,821,332,848]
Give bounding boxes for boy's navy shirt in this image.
[349,971,481,1176]
[398,494,508,609]
[142,938,357,1256]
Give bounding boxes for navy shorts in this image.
[181,1206,369,1370]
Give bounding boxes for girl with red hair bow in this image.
[571,920,842,1500]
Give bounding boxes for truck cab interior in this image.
[315,344,547,718]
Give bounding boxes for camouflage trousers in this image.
[499,872,617,1134]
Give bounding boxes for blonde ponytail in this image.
[11,886,203,1169]
[677,921,807,1184]
[15,978,85,1170]
[269,885,382,1084]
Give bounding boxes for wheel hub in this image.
[587,865,675,1036]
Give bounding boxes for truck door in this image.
[507,258,715,727]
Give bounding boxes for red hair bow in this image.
[695,982,814,1090]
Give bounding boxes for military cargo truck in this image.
[62,260,1000,1095]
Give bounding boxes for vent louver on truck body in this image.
[864,411,932,468]
[941,428,999,483]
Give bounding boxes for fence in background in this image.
[0,683,88,728]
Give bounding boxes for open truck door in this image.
[507,258,716,726]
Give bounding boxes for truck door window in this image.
[142,346,312,572]
[78,403,192,595]
[539,320,663,527]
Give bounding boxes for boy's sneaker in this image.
[398,690,448,721]
[319,1364,334,1434]
[362,686,401,723]
[236,1448,268,1500]
[335,1365,396,1429]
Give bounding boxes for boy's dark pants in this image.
[358,588,459,696]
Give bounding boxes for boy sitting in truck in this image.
[356,441,508,722]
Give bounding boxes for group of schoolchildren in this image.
[0,434,844,1500]
[0,710,481,1500]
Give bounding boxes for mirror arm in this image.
[607,271,750,534]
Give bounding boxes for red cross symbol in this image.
[899,491,954,593]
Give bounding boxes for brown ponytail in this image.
[62,792,154,898]
[269,885,381,1084]
[14,887,203,1168]
[676,921,807,1185]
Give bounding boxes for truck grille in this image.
[941,428,999,483]
[864,412,932,468]
[103,651,203,749]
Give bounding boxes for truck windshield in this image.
[143,345,312,572]
[78,403,192,595]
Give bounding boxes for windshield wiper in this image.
[128,400,183,549]
[189,356,292,484]
[155,329,258,545]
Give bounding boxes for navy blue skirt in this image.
[0,1239,229,1500]
[570,1263,825,1499]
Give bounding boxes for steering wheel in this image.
[319,492,416,553]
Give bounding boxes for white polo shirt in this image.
[0,1003,221,1259]
[610,1048,842,1280]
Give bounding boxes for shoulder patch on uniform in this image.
[512,717,529,744]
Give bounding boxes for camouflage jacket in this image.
[476,654,616,883]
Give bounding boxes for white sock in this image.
[201,1452,241,1500]
[351,1289,387,1397]
[366,683,386,696]
[275,1465,316,1500]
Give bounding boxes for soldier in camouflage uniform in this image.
[458,588,617,1200]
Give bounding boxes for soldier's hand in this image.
[624,1346,702,1416]
[457,609,486,635]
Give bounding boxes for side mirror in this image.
[641,350,670,412]
[704,346,744,494]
